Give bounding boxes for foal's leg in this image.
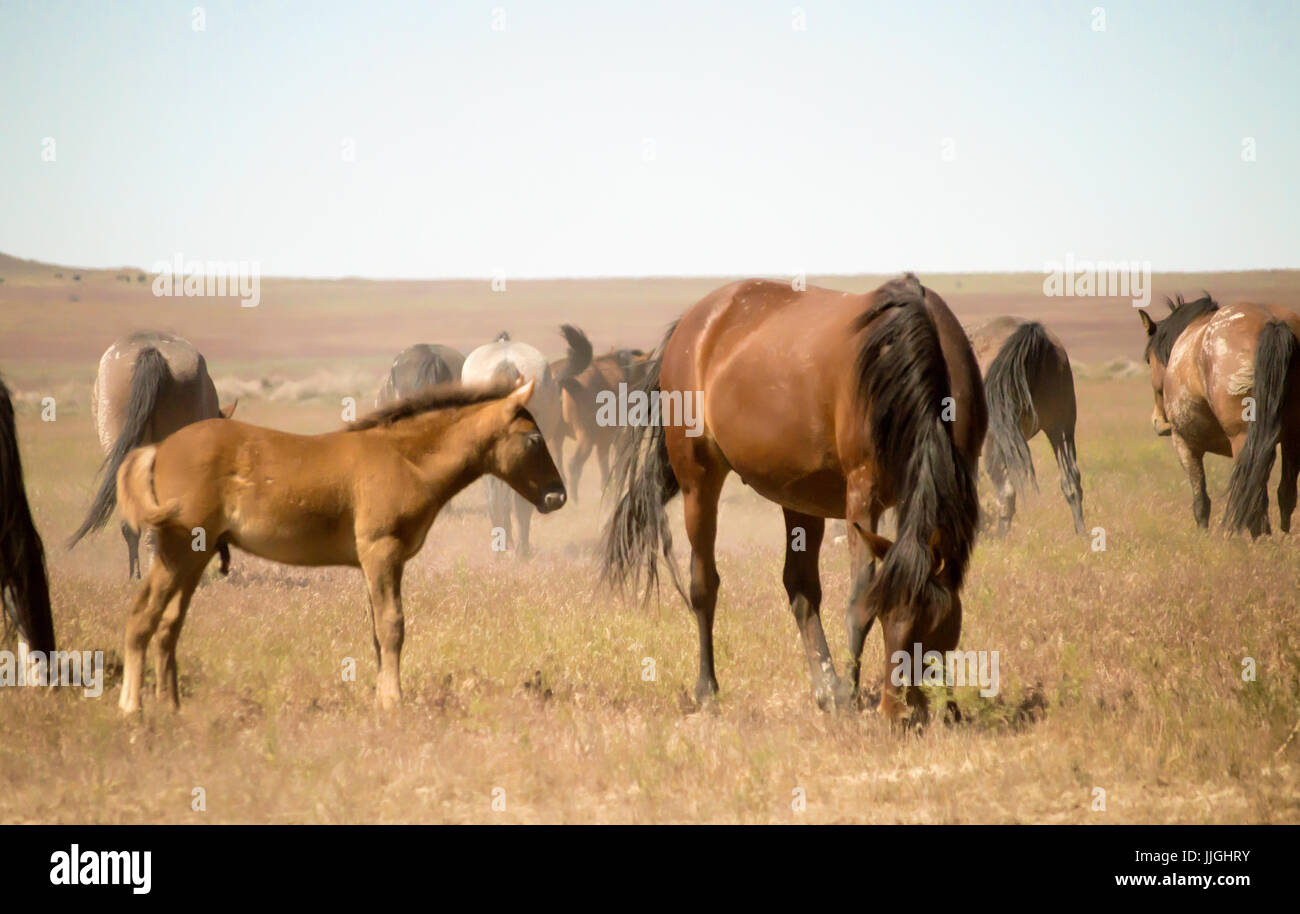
[119,538,186,714]
[1172,433,1210,528]
[153,559,208,710]
[121,521,141,579]
[1279,442,1299,533]
[359,538,405,709]
[1047,426,1086,534]
[781,510,838,710]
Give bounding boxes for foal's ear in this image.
[854,524,893,562]
[507,377,536,409]
[219,399,238,419]
[1138,309,1156,337]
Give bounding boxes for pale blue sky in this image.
[1,0,1296,278]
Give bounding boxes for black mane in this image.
[1146,294,1218,365]
[348,381,513,430]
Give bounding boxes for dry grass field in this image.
[1,259,1299,823]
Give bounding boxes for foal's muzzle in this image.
[539,487,567,514]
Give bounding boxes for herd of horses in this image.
[1,274,1296,724]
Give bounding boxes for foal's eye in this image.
[527,432,544,447]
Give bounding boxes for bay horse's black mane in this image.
[1146,293,1218,365]
[348,382,515,430]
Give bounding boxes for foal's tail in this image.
[985,321,1053,496]
[854,275,980,631]
[0,377,56,655]
[70,346,169,546]
[600,321,686,603]
[1223,319,1299,535]
[116,446,181,534]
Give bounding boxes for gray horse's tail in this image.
[70,347,169,547]
[985,322,1053,497]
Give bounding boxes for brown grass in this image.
[1,266,1298,822]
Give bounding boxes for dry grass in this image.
[2,373,1298,824]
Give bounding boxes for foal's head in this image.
[1138,293,1218,437]
[487,379,567,513]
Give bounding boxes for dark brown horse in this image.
[557,347,650,502]
[603,274,985,722]
[0,377,56,656]
[1139,295,1300,535]
[376,344,465,407]
[968,317,1085,535]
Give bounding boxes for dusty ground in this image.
[1,259,1298,823]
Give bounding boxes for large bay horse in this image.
[376,344,465,407]
[462,327,591,556]
[1139,295,1300,535]
[968,317,1085,535]
[113,379,565,713]
[0,377,56,656]
[70,331,235,577]
[558,347,650,502]
[603,274,985,722]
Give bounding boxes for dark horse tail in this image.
[854,275,980,630]
[1223,320,1299,535]
[0,378,56,654]
[985,321,1053,496]
[409,346,457,390]
[69,347,169,547]
[600,321,685,602]
[556,324,594,395]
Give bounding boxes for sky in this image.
[1,0,1297,278]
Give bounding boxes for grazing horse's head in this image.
[487,378,567,514]
[1138,294,1219,437]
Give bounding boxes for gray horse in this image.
[462,327,590,557]
[70,331,234,576]
[375,344,466,406]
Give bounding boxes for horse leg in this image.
[487,479,513,553]
[781,510,838,710]
[1279,442,1299,533]
[682,467,725,706]
[121,521,141,579]
[514,493,533,559]
[1172,433,1210,528]
[1047,427,1086,534]
[837,488,882,710]
[596,441,611,493]
[987,460,1015,536]
[359,538,405,709]
[152,558,208,710]
[567,437,593,506]
[118,545,185,714]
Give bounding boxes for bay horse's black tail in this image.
[0,377,56,654]
[600,321,685,603]
[1224,319,1299,536]
[69,347,169,547]
[985,321,1053,497]
[854,274,979,630]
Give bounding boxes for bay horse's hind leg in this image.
[121,521,141,579]
[1046,427,1086,534]
[681,464,726,707]
[1279,442,1299,533]
[781,510,838,710]
[837,491,882,710]
[1172,433,1211,528]
[359,538,405,709]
